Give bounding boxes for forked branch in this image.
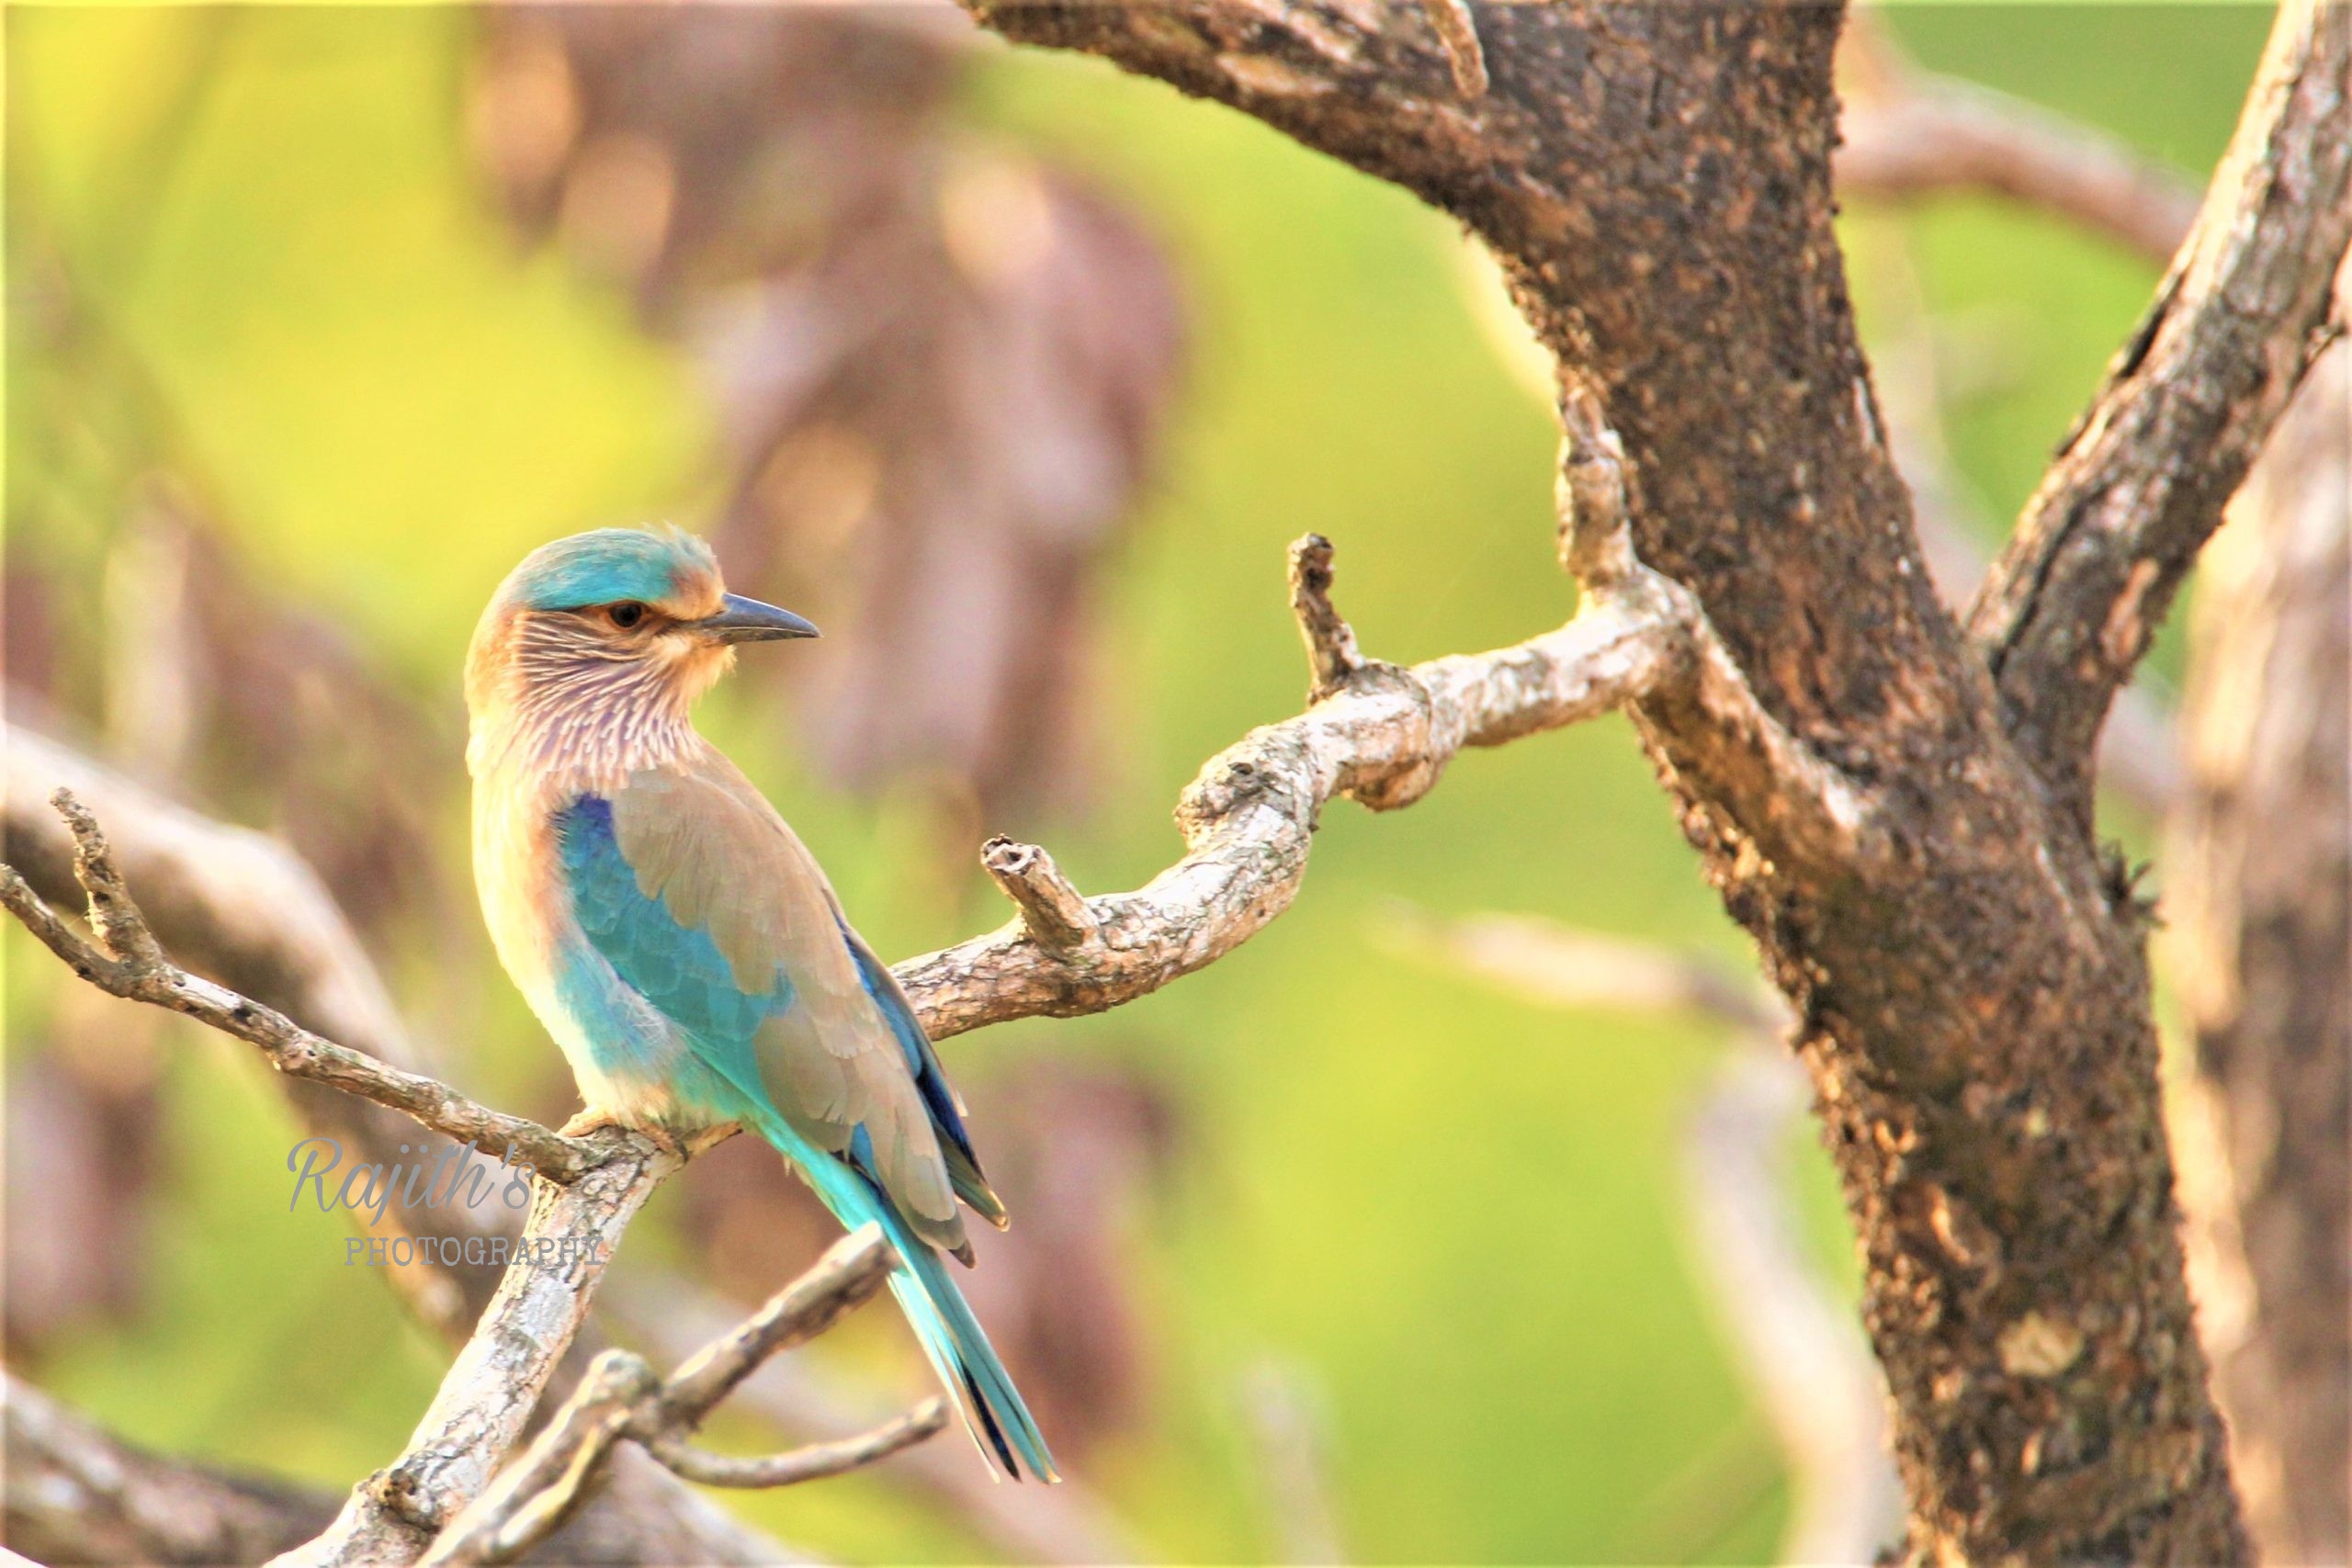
[905,413,1881,1040]
[1968,0,2352,819]
[421,1228,941,1567]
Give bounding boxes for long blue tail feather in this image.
[748,1108,1059,1483]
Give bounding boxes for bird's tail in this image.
[760,1112,1059,1483]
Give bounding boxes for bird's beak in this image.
[688,593,820,646]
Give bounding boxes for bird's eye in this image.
[607,602,649,631]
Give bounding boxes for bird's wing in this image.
[838,924,1008,1230]
[555,755,967,1254]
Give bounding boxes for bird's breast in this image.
[472,771,699,1128]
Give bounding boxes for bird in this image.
[465,525,1057,1483]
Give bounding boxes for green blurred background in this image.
[4,6,2271,1562]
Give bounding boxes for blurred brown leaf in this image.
[472,6,1186,821]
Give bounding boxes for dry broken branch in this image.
[1969,0,2352,822]
[0,789,595,1185]
[1287,532,1370,703]
[421,1228,933,1567]
[980,836,1098,951]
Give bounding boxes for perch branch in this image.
[902,528,1685,1040]
[276,1134,678,1568]
[10,503,1708,1568]
[1967,0,2352,819]
[421,1228,933,1568]
[0,790,595,1184]
[4,724,514,1336]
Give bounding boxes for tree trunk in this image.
[958,2,2348,1558]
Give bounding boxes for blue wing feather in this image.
[838,919,983,1180]
[553,794,788,1107]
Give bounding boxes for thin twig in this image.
[644,1402,948,1490]
[651,1227,901,1427]
[601,1270,1147,1566]
[0,792,595,1184]
[422,1228,927,1568]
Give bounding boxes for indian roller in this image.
[466,526,1057,1482]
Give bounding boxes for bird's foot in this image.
[559,1107,633,1140]
[560,1109,735,1164]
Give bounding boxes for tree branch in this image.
[1967,0,2352,823]
[601,1271,1147,1566]
[0,788,596,1184]
[4,722,506,1336]
[420,1228,936,1568]
[4,1373,338,1565]
[274,1133,678,1567]
[900,526,1683,1039]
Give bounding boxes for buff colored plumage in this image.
[466,527,1054,1482]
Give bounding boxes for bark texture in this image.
[954,2,2349,1559]
[1969,0,2350,829]
[2165,342,2350,1568]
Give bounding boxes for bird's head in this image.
[465,527,816,769]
